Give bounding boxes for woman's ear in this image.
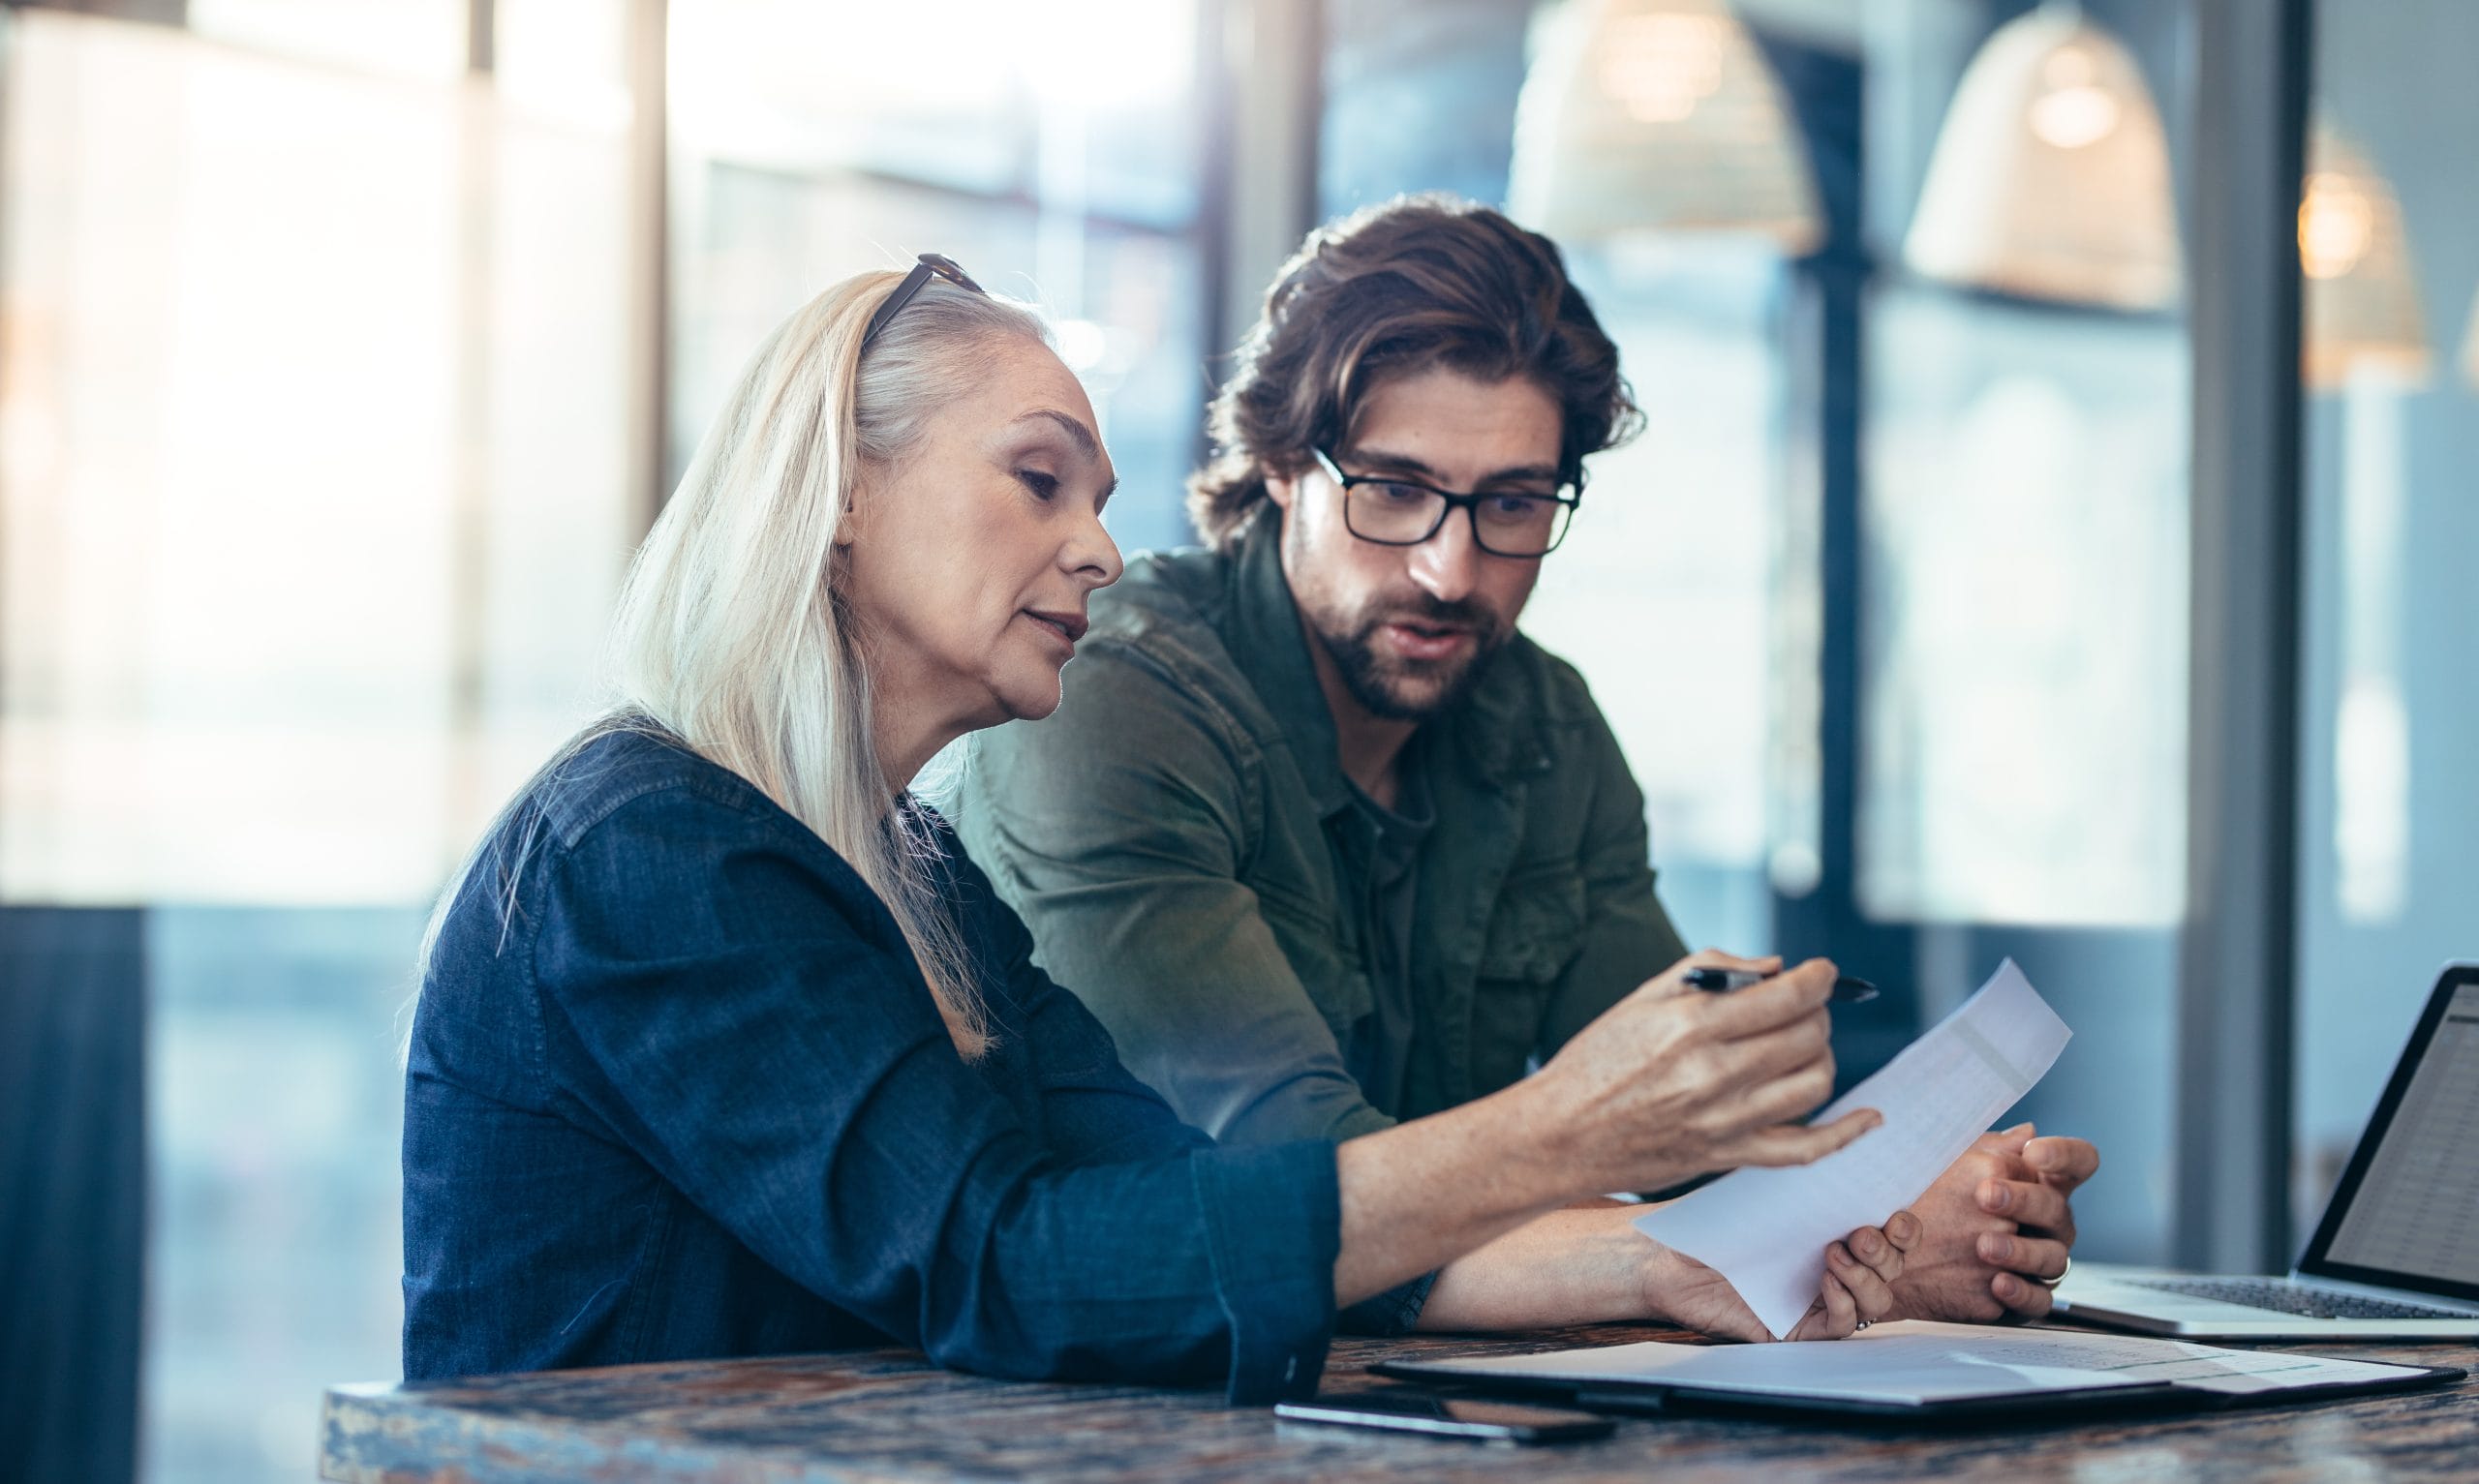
[835,487,862,550]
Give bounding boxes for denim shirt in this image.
[401,728,1354,1404]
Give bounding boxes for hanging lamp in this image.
[1902,2,2180,310]
[2300,114,2431,389]
[1508,0,1822,253]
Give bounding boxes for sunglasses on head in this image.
[861,253,986,348]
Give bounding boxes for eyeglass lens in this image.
[1345,481,1574,557]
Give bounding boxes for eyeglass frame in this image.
[861,253,987,348]
[1308,446,1584,558]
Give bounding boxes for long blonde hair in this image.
[609,271,1055,1058]
[414,272,1055,1062]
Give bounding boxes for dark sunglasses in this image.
[861,253,986,348]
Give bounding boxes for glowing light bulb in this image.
[2300,171,2375,280]
[1597,13,1728,123]
[2027,45,2121,148]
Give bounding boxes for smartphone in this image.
[1273,1389,1615,1443]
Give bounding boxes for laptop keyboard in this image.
[2126,1277,2473,1320]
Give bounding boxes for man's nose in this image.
[1409,510,1482,602]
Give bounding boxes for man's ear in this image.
[1264,469,1298,512]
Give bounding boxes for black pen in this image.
[1683,967,1880,1004]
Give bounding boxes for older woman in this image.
[400,257,1909,1403]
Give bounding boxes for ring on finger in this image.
[2033,1255,2072,1289]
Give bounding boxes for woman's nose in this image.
[1073,513,1124,588]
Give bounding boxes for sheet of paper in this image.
[1408,1320,2431,1407]
[1633,959,2072,1338]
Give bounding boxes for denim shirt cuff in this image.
[1188,1140,1339,1406]
[1337,1267,1437,1337]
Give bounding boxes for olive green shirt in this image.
[956,514,1691,1145]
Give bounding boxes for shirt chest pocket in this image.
[1474,870,1588,987]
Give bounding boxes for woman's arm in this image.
[974,833,1882,1324]
[531,782,1876,1401]
[1331,952,1881,1307]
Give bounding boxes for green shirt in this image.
[1335,764,1433,1115]
[956,513,1691,1145]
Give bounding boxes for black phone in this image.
[1273,1389,1615,1443]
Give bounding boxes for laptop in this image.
[2053,961,2479,1339]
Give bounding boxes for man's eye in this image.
[1018,470,1059,500]
[1372,481,1433,505]
[1484,494,1551,518]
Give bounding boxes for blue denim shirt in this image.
[401,728,1359,1403]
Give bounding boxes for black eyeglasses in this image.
[861,253,986,348]
[1310,447,1582,559]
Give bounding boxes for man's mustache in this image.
[1356,593,1501,644]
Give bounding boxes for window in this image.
[3,3,1228,1476]
[2294,0,2479,1229]
[666,0,1215,556]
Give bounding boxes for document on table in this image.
[1392,1320,2436,1408]
[1634,959,2072,1338]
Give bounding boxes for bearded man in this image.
[958,195,2096,1327]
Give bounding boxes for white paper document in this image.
[1634,959,2072,1338]
[1403,1320,2431,1408]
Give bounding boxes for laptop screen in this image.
[2300,970,2479,1302]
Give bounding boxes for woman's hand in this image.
[1524,951,1881,1198]
[1641,1211,1919,1343]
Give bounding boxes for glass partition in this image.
[666,0,1214,558]
[2293,0,2479,1230]
[1326,0,2196,1261]
[0,10,637,1476]
[2,3,1225,1477]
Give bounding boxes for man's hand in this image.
[1644,1213,1919,1343]
[1889,1124,2100,1322]
[1526,953,1880,1197]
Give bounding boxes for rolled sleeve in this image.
[1189,1141,1341,1404]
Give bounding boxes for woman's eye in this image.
[1017,469,1060,500]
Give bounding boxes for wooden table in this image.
[320,1323,2479,1482]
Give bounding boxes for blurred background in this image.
[1,1,2472,1478]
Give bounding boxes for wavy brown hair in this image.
[1186,194,1643,549]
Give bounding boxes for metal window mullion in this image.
[2175,0,2311,1275]
[627,0,668,528]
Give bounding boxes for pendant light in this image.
[2299,114,2430,389]
[1901,2,2180,311]
[1508,0,1822,254]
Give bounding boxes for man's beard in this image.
[1308,592,1507,722]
